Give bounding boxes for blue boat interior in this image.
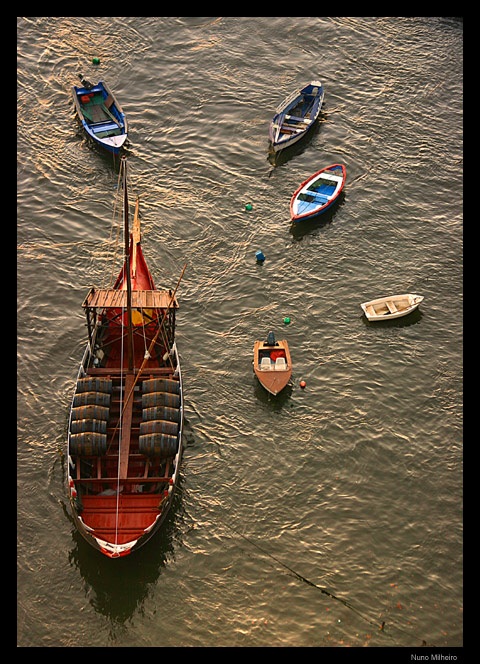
[308,182,336,196]
[76,85,124,137]
[289,94,317,120]
[298,192,329,207]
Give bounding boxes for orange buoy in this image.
[300,380,306,388]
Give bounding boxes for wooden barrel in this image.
[142,405,180,423]
[75,377,112,394]
[142,391,180,409]
[69,432,107,456]
[142,378,180,395]
[139,433,178,457]
[70,418,107,434]
[71,405,110,422]
[73,391,111,408]
[139,419,178,436]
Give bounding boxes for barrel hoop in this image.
[70,418,107,434]
[138,433,178,457]
[76,377,112,394]
[71,405,110,422]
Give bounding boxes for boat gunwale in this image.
[290,164,346,221]
[360,294,424,320]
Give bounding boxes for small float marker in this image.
[92,57,100,65]
[255,250,265,262]
[283,317,290,325]
[300,380,306,389]
[245,203,253,211]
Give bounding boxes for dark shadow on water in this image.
[72,123,131,173]
[253,376,293,410]
[267,112,326,168]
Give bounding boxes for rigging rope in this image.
[104,166,124,289]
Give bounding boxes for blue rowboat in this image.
[72,75,128,155]
[290,164,346,222]
[269,81,324,152]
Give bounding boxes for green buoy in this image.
[245,203,253,211]
[92,57,100,65]
[283,317,291,325]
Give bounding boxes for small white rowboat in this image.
[360,294,424,321]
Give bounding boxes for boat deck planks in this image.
[83,288,178,310]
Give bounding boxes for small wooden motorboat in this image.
[67,157,186,558]
[72,74,128,154]
[360,294,424,321]
[290,164,346,222]
[269,81,324,152]
[253,332,292,396]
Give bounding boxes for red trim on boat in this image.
[290,164,346,221]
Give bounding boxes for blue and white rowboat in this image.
[290,164,346,222]
[72,75,128,155]
[269,81,324,152]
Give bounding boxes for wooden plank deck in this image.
[82,288,178,310]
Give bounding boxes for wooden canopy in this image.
[82,288,179,310]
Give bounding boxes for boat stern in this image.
[96,538,139,558]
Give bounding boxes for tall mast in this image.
[122,157,134,371]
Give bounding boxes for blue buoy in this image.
[255,250,265,262]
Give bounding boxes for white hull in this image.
[361,294,424,321]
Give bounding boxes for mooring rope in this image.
[225,520,438,646]
[184,498,438,647]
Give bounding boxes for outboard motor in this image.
[78,73,94,90]
[266,331,276,346]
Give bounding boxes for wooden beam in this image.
[118,372,135,480]
[75,476,172,484]
[87,366,174,376]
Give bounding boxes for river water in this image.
[17,16,462,648]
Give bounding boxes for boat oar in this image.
[102,102,122,128]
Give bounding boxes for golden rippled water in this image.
[18,16,462,649]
